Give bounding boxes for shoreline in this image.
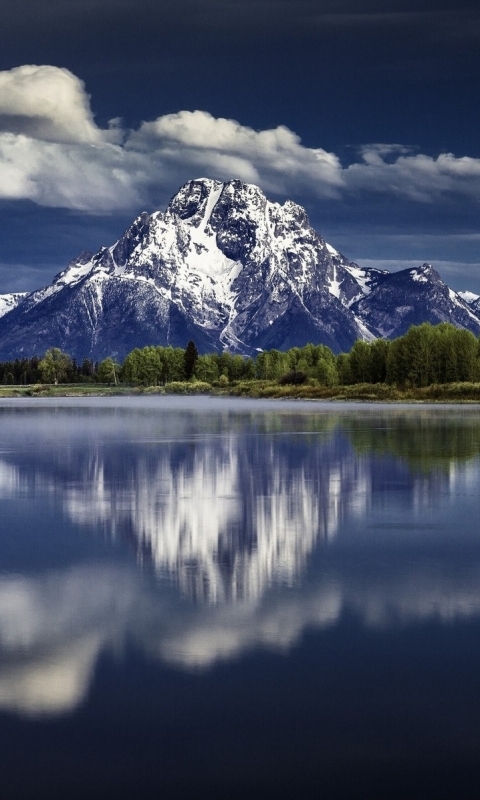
[2,381,480,404]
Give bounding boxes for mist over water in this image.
[1,397,480,797]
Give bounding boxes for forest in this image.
[1,322,480,390]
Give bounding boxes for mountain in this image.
[0,178,478,360]
[351,264,480,339]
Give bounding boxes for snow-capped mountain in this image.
[0,178,478,360]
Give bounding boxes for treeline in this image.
[339,323,480,386]
[119,324,480,388]
[2,322,480,387]
[0,355,97,385]
[122,341,338,385]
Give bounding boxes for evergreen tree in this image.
[184,340,199,380]
[80,358,95,382]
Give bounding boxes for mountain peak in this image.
[168,178,311,232]
[408,263,439,283]
[168,178,224,221]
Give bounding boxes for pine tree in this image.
[184,340,199,380]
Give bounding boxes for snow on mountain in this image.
[0,179,479,360]
[458,291,480,305]
[351,263,480,340]
[0,293,28,319]
[459,290,480,321]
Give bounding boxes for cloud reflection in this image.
[0,565,137,715]
[1,405,480,716]
[3,557,480,717]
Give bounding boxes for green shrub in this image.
[165,381,212,394]
[278,370,308,385]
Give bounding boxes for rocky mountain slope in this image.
[351,264,480,339]
[0,178,478,360]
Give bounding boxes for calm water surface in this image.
[1,397,480,799]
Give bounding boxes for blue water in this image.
[1,397,480,799]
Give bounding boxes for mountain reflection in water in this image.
[1,399,480,718]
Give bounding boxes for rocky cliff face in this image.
[0,178,478,360]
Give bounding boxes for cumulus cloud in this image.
[1,64,480,214]
[129,109,344,198]
[0,133,147,211]
[0,65,102,144]
[346,144,480,202]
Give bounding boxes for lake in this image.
[1,396,480,799]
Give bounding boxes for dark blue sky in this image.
[1,0,480,292]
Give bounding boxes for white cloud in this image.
[1,65,480,213]
[131,110,343,197]
[0,65,102,144]
[0,133,147,211]
[346,145,480,201]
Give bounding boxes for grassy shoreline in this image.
[3,380,480,402]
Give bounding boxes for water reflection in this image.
[1,400,480,716]
[0,412,348,602]
[0,565,138,715]
[3,555,480,717]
